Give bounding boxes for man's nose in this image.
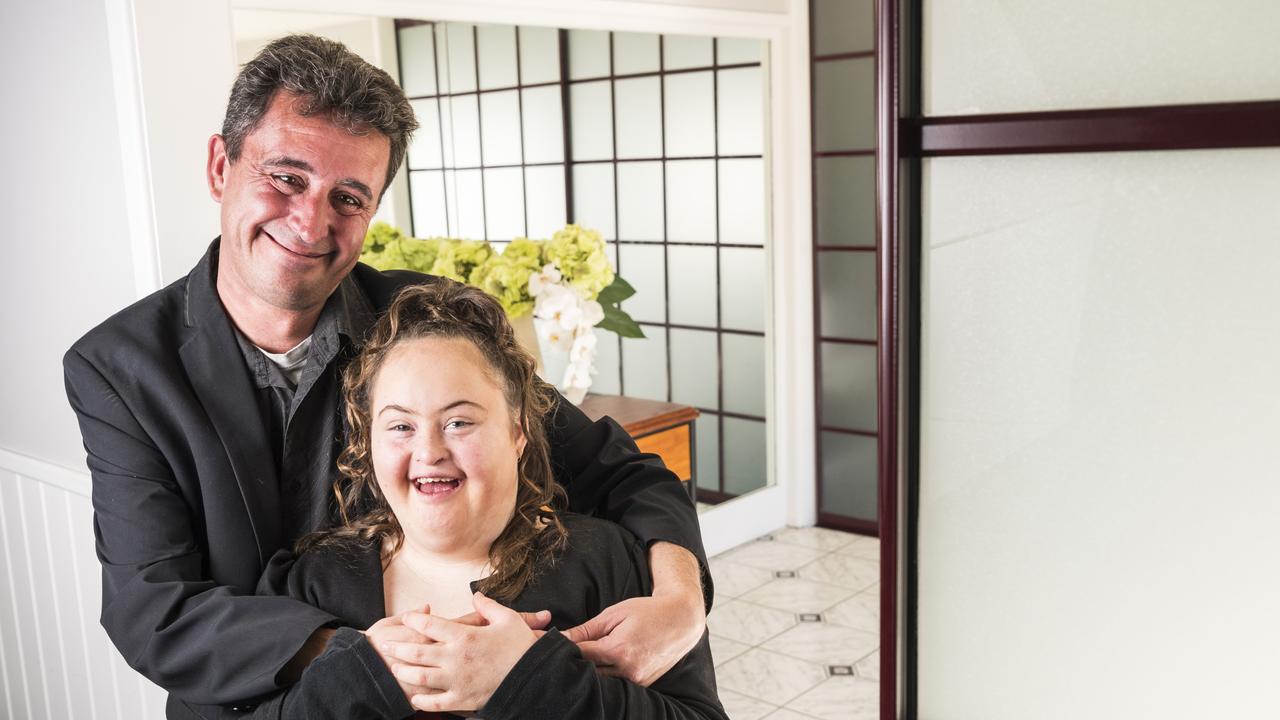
[288,191,332,247]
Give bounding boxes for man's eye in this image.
[272,174,302,190]
[334,193,364,213]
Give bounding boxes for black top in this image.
[176,514,727,720]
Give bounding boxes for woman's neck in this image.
[383,538,493,618]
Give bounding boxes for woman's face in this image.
[369,336,527,557]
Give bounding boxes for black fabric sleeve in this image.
[64,350,339,704]
[481,630,728,720]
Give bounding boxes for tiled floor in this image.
[707,526,880,720]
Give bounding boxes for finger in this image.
[449,610,486,627]
[574,638,618,666]
[402,612,464,642]
[380,640,444,667]
[562,614,610,644]
[520,609,552,630]
[411,691,468,714]
[392,662,449,690]
[471,592,516,624]
[370,625,427,644]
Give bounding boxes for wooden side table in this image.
[578,394,700,501]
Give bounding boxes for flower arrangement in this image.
[361,222,643,403]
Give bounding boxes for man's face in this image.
[207,91,391,313]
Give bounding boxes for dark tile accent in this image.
[798,613,823,623]
[774,570,796,578]
[828,665,854,676]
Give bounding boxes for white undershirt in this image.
[255,335,313,387]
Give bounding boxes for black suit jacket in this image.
[64,241,709,711]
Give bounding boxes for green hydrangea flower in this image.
[429,239,494,284]
[544,225,615,300]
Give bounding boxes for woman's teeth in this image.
[412,477,461,494]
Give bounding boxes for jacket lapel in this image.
[179,242,281,567]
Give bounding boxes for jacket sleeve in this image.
[545,389,712,606]
[481,630,728,720]
[64,349,339,704]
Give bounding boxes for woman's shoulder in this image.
[515,513,652,619]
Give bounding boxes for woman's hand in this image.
[380,593,540,714]
[364,611,436,702]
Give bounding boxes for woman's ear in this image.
[513,417,528,459]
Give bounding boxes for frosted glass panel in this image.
[476,24,518,90]
[722,333,765,417]
[409,170,448,237]
[569,29,610,79]
[716,67,764,156]
[571,164,615,238]
[524,166,566,239]
[694,413,720,492]
[618,244,666,323]
[820,431,877,520]
[722,417,767,495]
[450,169,485,239]
[479,90,522,166]
[716,37,764,65]
[718,159,766,246]
[407,99,442,170]
[814,57,875,152]
[666,160,716,244]
[616,162,664,241]
[667,245,717,327]
[821,341,876,431]
[813,0,874,56]
[569,82,613,161]
[664,34,713,70]
[443,24,477,93]
[926,0,1280,115]
[664,72,715,157]
[613,32,660,75]
[622,327,668,401]
[399,24,437,97]
[818,250,877,340]
[483,167,524,240]
[615,77,663,159]
[445,95,481,167]
[591,327,621,395]
[719,247,765,332]
[816,156,876,247]
[521,86,564,164]
[518,26,560,85]
[669,328,719,410]
[919,149,1280,718]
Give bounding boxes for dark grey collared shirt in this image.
[234,276,376,546]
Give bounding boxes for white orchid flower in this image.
[528,263,563,297]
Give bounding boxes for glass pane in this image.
[621,326,668,401]
[590,327,621,395]
[664,34,713,70]
[398,24,437,97]
[407,99,442,170]
[479,90,522,166]
[442,23,477,94]
[716,37,764,65]
[663,72,715,157]
[523,165,566,239]
[719,247,765,332]
[483,166,524,240]
[718,158,766,246]
[820,431,877,520]
[667,245,717,327]
[821,341,876,431]
[925,0,1280,115]
[442,169,458,235]
[613,31,660,75]
[614,77,663,159]
[818,250,877,340]
[816,156,876,247]
[616,162,664,241]
[813,0,875,56]
[617,244,666,323]
[450,168,485,239]
[666,160,716,244]
[694,413,720,493]
[521,86,564,164]
[717,67,764,157]
[569,81,613,161]
[568,29,610,79]
[518,26,560,85]
[571,163,615,238]
[445,95,481,167]
[409,170,448,237]
[721,333,765,417]
[476,24,518,90]
[814,57,875,153]
[722,417,767,495]
[669,328,719,410]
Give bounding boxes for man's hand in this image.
[563,541,706,686]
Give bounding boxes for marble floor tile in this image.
[707,598,798,645]
[718,540,828,572]
[717,648,828,706]
[764,709,820,720]
[771,526,859,552]
[739,577,856,614]
[710,633,752,667]
[797,553,879,591]
[760,622,879,666]
[710,558,777,598]
[854,649,880,681]
[822,590,880,633]
[835,536,881,561]
[786,676,879,720]
[718,689,778,720]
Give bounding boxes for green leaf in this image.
[595,276,637,305]
[598,304,646,338]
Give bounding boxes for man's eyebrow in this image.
[261,156,374,202]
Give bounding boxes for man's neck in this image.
[216,273,325,354]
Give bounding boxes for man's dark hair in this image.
[221,34,418,199]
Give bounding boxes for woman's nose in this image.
[411,429,449,466]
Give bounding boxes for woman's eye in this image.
[445,420,472,431]
[389,423,412,433]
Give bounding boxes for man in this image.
[65,34,709,717]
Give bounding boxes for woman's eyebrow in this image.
[438,400,483,412]
[376,403,416,417]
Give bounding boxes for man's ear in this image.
[207,134,229,202]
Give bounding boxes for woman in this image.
[197,280,726,719]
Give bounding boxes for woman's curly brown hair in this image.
[299,279,568,602]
